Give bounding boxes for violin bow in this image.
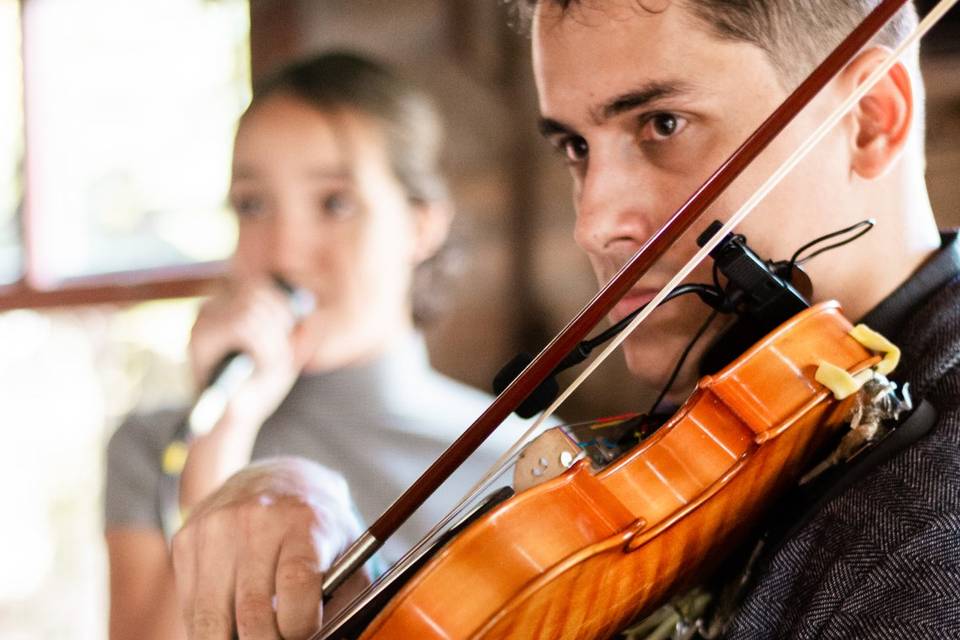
[316,0,955,628]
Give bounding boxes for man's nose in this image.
[573,155,658,257]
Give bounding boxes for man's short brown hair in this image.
[512,0,918,87]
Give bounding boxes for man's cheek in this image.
[587,257,607,287]
[622,346,645,378]
[622,337,658,378]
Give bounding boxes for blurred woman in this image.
[104,51,525,639]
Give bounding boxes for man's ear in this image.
[842,46,914,180]
[410,200,453,265]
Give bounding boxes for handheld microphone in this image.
[159,275,315,538]
[185,276,315,438]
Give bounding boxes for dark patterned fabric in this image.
[724,235,960,639]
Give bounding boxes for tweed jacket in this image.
[724,234,960,639]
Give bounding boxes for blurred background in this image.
[0,1,956,637]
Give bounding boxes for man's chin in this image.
[623,349,672,390]
[623,344,702,401]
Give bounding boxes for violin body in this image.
[357,302,878,639]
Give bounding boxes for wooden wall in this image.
[248,0,960,423]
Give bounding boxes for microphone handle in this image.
[187,276,315,437]
[186,350,256,438]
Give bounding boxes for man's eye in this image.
[642,113,687,142]
[556,136,589,163]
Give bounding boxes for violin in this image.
[309,0,956,637]
[356,302,878,638]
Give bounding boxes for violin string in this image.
[316,2,956,634]
[523,0,955,433]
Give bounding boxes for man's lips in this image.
[610,288,661,325]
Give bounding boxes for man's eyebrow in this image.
[536,80,697,137]
[597,80,695,123]
[537,117,571,138]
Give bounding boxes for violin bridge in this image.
[513,428,582,492]
[513,414,663,492]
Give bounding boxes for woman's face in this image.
[228,93,441,370]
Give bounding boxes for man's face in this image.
[532,1,857,395]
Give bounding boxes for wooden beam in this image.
[249,0,303,83]
[0,262,226,310]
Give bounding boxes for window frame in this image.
[1,0,248,311]
[0,262,225,311]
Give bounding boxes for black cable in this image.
[648,308,720,415]
[643,221,873,416]
[582,283,722,354]
[493,283,724,418]
[788,219,875,269]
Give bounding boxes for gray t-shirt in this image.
[105,336,533,560]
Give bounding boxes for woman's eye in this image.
[231,195,265,219]
[320,191,357,219]
[555,135,589,164]
[642,113,687,142]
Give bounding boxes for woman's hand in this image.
[181,278,313,511]
[172,457,368,640]
[190,277,304,430]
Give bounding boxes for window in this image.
[0,4,250,637]
[0,0,23,285]
[1,0,250,308]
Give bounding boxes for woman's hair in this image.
[243,51,456,325]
